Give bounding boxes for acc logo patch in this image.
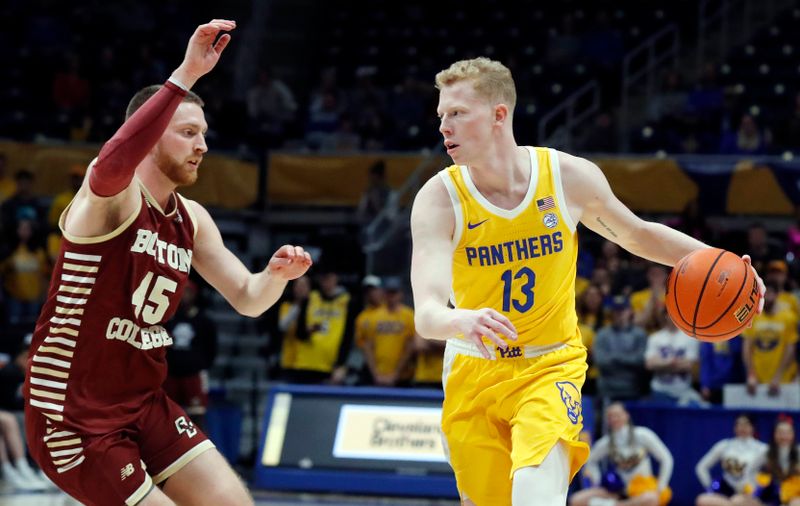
[556,381,581,425]
[543,213,559,229]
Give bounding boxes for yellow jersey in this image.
[282,289,350,373]
[442,146,581,348]
[354,304,382,348]
[743,308,798,383]
[776,291,799,319]
[357,304,416,376]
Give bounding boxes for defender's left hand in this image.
[269,245,312,280]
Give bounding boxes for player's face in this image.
[437,80,495,165]
[154,103,208,186]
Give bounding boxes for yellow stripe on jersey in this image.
[441,146,581,348]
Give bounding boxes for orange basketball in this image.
[665,248,761,342]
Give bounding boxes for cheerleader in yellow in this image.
[409,57,765,505]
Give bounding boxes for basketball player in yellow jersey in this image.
[410,57,767,506]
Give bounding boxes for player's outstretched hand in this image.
[176,19,236,84]
[269,245,312,281]
[453,308,517,359]
[742,255,766,315]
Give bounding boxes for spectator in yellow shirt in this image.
[631,263,668,333]
[360,277,416,387]
[743,283,798,397]
[765,260,799,319]
[354,275,385,349]
[1,218,49,325]
[577,283,607,395]
[46,164,86,263]
[413,334,445,389]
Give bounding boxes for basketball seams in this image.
[669,255,694,329]
[695,276,758,339]
[690,249,727,336]
[694,255,749,330]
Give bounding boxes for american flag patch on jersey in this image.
[536,196,555,211]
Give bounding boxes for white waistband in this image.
[445,338,567,360]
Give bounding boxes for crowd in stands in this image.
[631,8,800,156]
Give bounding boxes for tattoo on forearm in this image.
[596,217,618,238]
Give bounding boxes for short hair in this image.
[125,85,205,120]
[435,57,516,111]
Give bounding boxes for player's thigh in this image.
[511,349,588,475]
[41,435,154,505]
[162,448,252,506]
[138,390,215,484]
[442,356,513,505]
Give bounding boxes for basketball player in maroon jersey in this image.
[23,20,311,505]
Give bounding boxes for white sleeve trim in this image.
[549,148,577,233]
[167,76,189,91]
[438,171,463,250]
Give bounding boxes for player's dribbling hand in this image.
[453,308,517,359]
[174,19,236,85]
[268,245,313,281]
[742,255,766,318]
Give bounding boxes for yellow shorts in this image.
[441,339,590,505]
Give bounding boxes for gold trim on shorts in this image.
[152,440,215,484]
[126,472,153,506]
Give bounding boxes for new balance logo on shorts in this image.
[175,416,197,438]
[498,346,523,359]
[120,463,135,481]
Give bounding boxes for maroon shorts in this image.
[26,389,215,506]
[162,372,208,415]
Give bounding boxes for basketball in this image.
[665,248,761,342]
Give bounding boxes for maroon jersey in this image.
[24,185,197,435]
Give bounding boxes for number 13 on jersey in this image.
[501,267,535,312]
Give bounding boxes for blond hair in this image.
[435,57,516,110]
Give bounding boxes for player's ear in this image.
[494,104,509,125]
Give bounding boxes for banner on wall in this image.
[255,385,457,497]
[332,404,446,462]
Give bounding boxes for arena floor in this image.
[0,489,460,505]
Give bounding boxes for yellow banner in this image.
[0,141,258,209]
[727,161,793,215]
[267,153,445,205]
[596,158,699,213]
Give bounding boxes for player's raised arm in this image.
[188,200,311,317]
[560,151,766,312]
[63,20,236,240]
[410,176,516,358]
[560,151,709,267]
[90,19,235,199]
